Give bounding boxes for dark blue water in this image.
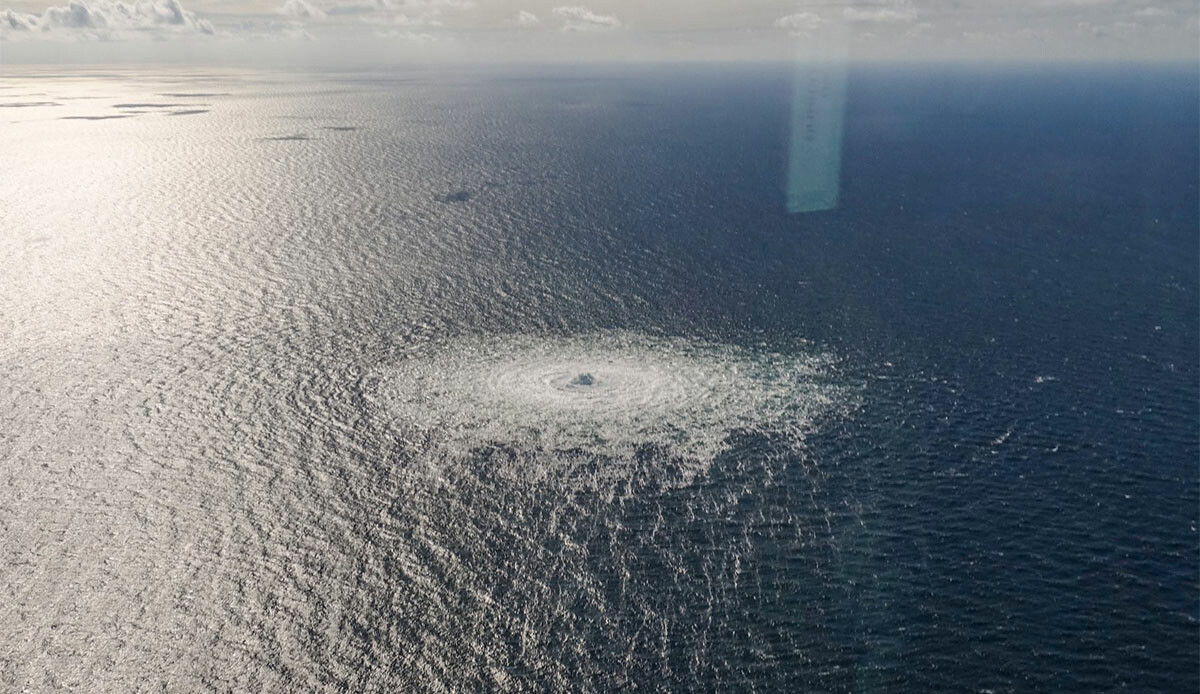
[1,64,1196,691]
[786,65,1199,691]
[486,64,1200,691]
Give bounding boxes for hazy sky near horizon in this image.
[1,0,1197,64]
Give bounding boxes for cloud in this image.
[325,0,463,30]
[508,10,539,27]
[961,26,1052,43]
[774,11,824,36]
[278,0,326,20]
[1,0,214,39]
[234,18,314,39]
[552,5,620,32]
[4,0,1197,58]
[2,9,39,30]
[843,2,918,23]
[1132,6,1172,18]
[325,0,383,15]
[329,0,470,15]
[1077,19,1139,38]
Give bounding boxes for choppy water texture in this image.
[0,66,1197,692]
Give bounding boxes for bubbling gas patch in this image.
[371,332,843,486]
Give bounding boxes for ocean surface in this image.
[0,64,1196,692]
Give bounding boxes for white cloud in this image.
[509,9,539,27]
[278,0,326,20]
[552,5,619,31]
[843,2,918,23]
[774,11,824,36]
[0,0,214,39]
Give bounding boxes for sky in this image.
[1,0,1197,64]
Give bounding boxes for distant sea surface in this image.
[1,64,1196,692]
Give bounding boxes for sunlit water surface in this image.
[0,66,1196,692]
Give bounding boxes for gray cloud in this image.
[3,8,39,29]
[843,2,918,23]
[1,0,1196,59]
[552,5,619,31]
[774,11,825,35]
[232,17,312,39]
[321,0,463,31]
[508,9,537,27]
[278,0,324,19]
[327,0,469,15]
[1,0,214,38]
[1132,6,1172,18]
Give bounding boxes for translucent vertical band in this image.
[787,26,848,214]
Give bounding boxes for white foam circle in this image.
[372,332,842,485]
